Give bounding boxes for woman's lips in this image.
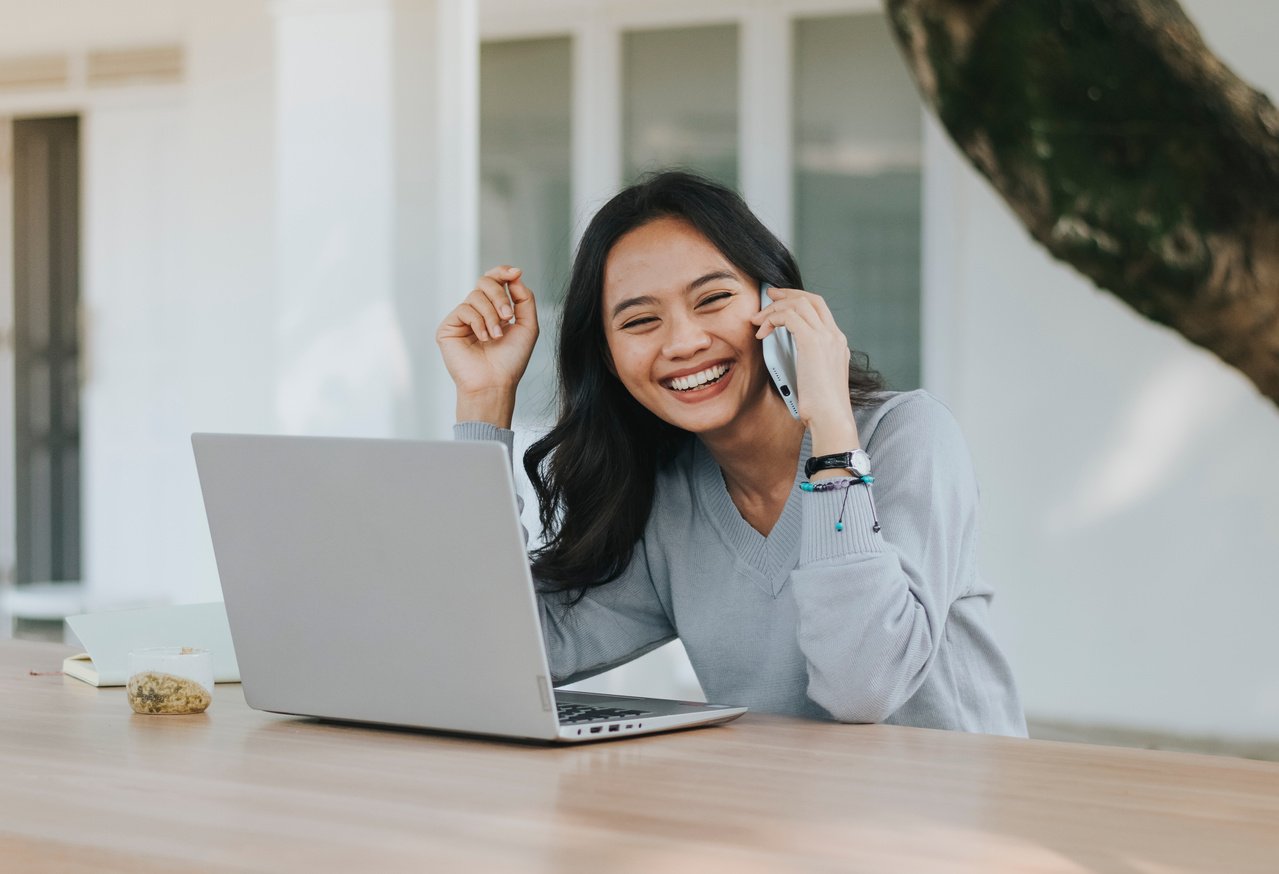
[664,362,735,404]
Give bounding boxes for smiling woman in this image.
[435,171,1026,736]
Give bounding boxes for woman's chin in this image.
[657,393,767,436]
[644,394,733,434]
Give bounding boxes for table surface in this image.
[2,640,1277,873]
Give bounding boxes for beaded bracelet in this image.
[800,475,881,533]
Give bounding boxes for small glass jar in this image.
[127,647,213,714]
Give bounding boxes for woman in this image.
[436,171,1025,736]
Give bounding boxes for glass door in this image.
[12,115,82,585]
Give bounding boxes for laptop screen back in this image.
[192,434,558,740]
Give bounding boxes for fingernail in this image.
[492,324,503,337]
[501,306,513,320]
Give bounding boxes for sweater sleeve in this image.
[790,395,981,723]
[453,422,677,686]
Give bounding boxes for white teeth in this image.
[666,363,729,392]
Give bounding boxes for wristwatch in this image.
[805,449,871,480]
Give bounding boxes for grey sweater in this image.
[456,390,1026,736]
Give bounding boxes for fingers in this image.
[752,287,832,323]
[438,278,508,344]
[752,298,823,338]
[438,266,540,345]
[751,287,839,338]
[437,302,491,345]
[474,266,532,339]
[751,290,849,360]
[470,281,508,340]
[804,290,838,326]
[481,265,519,320]
[503,270,539,333]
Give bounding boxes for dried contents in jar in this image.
[127,671,212,714]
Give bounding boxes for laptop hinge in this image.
[536,675,552,712]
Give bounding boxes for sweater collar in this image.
[691,430,810,595]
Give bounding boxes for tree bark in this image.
[884,0,1279,405]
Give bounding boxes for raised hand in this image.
[750,286,862,456]
[435,265,539,428]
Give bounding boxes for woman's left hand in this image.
[750,286,861,453]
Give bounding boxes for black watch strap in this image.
[805,450,869,479]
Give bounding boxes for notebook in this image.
[62,602,240,686]
[191,433,746,743]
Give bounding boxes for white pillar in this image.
[571,16,622,249]
[739,6,793,245]
[426,0,479,437]
[273,0,477,439]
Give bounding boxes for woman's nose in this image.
[661,314,712,360]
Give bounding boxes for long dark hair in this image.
[523,170,883,593]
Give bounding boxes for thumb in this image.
[507,271,538,329]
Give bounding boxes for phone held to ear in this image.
[760,283,800,419]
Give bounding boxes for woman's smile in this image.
[661,360,736,404]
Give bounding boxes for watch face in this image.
[849,449,871,475]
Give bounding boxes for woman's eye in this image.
[621,316,657,330]
[697,292,734,307]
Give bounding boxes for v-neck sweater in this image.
[456,390,1026,736]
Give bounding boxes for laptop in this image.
[191,433,747,743]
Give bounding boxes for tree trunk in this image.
[884,0,1279,406]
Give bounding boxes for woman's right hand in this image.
[435,265,539,428]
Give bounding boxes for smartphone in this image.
[760,283,800,419]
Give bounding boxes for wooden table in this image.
[2,640,1276,873]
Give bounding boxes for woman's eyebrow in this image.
[611,294,660,320]
[687,270,737,292]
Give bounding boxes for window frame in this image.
[477,0,943,394]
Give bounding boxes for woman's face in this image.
[601,216,775,436]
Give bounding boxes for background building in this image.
[1,0,1276,752]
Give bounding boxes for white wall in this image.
[78,1,279,609]
[81,93,187,606]
[274,1,403,439]
[169,1,279,604]
[0,0,186,55]
[928,0,1279,740]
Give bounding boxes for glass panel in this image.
[27,360,50,435]
[27,446,52,581]
[623,25,738,188]
[793,14,923,390]
[13,116,81,584]
[479,36,573,425]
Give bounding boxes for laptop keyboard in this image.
[556,702,653,725]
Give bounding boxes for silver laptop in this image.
[191,433,746,743]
